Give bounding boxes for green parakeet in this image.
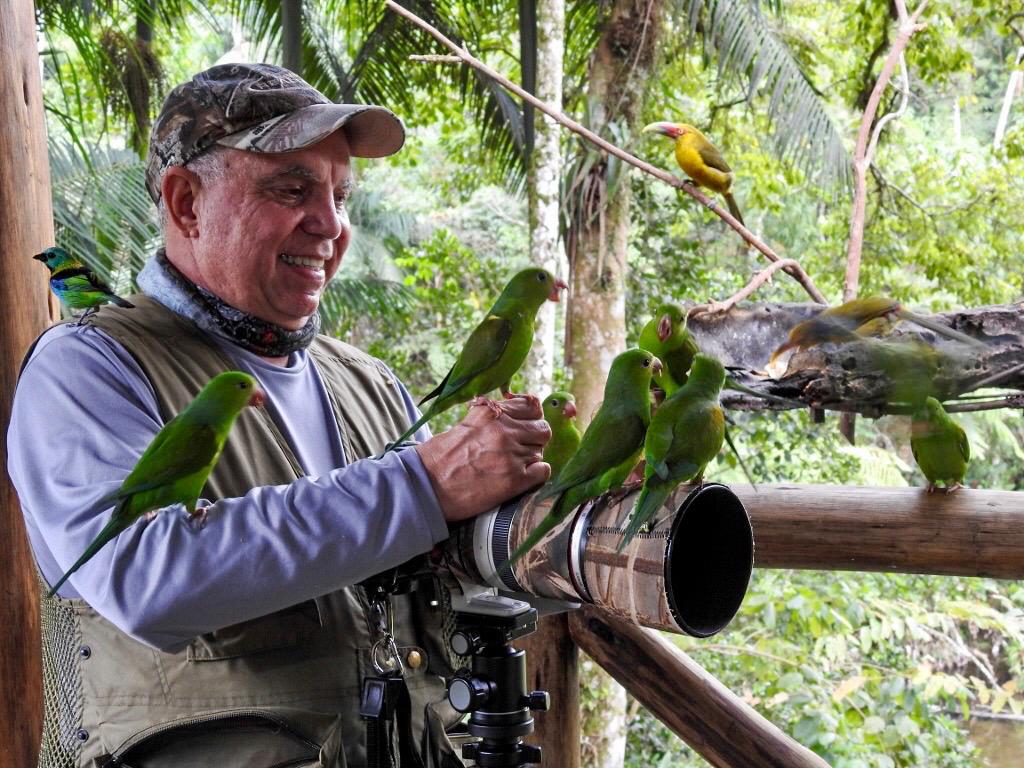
[639,304,700,395]
[541,391,581,478]
[910,397,970,493]
[48,371,264,597]
[385,268,566,452]
[619,354,726,551]
[507,348,662,566]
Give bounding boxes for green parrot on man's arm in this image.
[541,391,581,478]
[619,354,727,551]
[910,397,971,493]
[506,348,662,567]
[47,371,265,597]
[384,268,567,453]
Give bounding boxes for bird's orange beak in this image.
[642,122,682,139]
[563,401,577,419]
[248,388,267,408]
[657,313,673,342]
[549,278,568,302]
[651,357,664,376]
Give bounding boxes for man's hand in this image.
[415,395,552,523]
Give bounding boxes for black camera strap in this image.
[361,580,425,768]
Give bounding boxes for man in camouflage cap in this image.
[10,62,552,767]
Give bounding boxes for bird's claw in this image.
[471,396,503,419]
[186,505,210,529]
[606,481,643,503]
[944,483,964,494]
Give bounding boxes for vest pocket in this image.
[187,600,323,661]
[105,709,321,767]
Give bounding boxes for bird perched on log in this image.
[619,353,726,551]
[769,297,981,366]
[506,349,662,567]
[541,391,581,478]
[34,246,134,323]
[384,267,567,452]
[48,371,265,597]
[910,397,970,493]
[639,304,700,395]
[643,122,744,225]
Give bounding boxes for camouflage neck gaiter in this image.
[139,249,320,358]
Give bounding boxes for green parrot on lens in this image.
[506,348,662,566]
[541,391,581,478]
[619,354,726,551]
[48,371,264,597]
[639,304,700,395]
[911,397,970,493]
[385,268,567,452]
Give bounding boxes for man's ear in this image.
[162,167,202,238]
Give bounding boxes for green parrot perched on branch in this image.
[643,122,744,225]
[619,354,727,551]
[541,391,581,478]
[384,267,567,452]
[910,397,971,493]
[506,349,662,567]
[48,371,264,597]
[769,297,981,366]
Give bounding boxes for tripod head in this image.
[447,594,548,767]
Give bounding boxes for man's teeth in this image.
[279,254,325,269]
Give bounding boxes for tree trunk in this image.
[0,1,58,762]
[282,0,303,75]
[568,1,663,763]
[522,0,565,399]
[519,1,578,765]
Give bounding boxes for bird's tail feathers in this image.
[618,483,671,553]
[724,193,745,227]
[111,295,135,308]
[898,311,984,348]
[505,493,567,569]
[725,377,802,407]
[724,427,757,490]
[380,409,434,457]
[46,506,126,598]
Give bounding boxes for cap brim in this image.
[216,103,405,159]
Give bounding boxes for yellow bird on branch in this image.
[643,121,744,225]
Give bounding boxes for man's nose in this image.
[304,189,346,241]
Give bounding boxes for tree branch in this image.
[384,0,828,305]
[844,0,929,303]
[689,259,808,317]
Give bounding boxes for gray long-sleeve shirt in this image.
[7,321,447,652]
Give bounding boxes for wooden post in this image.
[0,1,56,763]
[569,606,831,768]
[519,613,580,768]
[734,484,1024,579]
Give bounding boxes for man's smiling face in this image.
[188,129,353,330]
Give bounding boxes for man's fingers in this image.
[521,459,551,487]
[494,393,543,420]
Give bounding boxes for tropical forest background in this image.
[35,0,1024,765]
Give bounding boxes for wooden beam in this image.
[734,484,1024,579]
[518,613,580,768]
[569,605,830,768]
[0,0,57,763]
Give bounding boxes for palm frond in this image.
[683,0,851,191]
[48,136,160,291]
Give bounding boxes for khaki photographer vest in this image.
[35,297,461,768]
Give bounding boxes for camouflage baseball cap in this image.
[145,62,405,202]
